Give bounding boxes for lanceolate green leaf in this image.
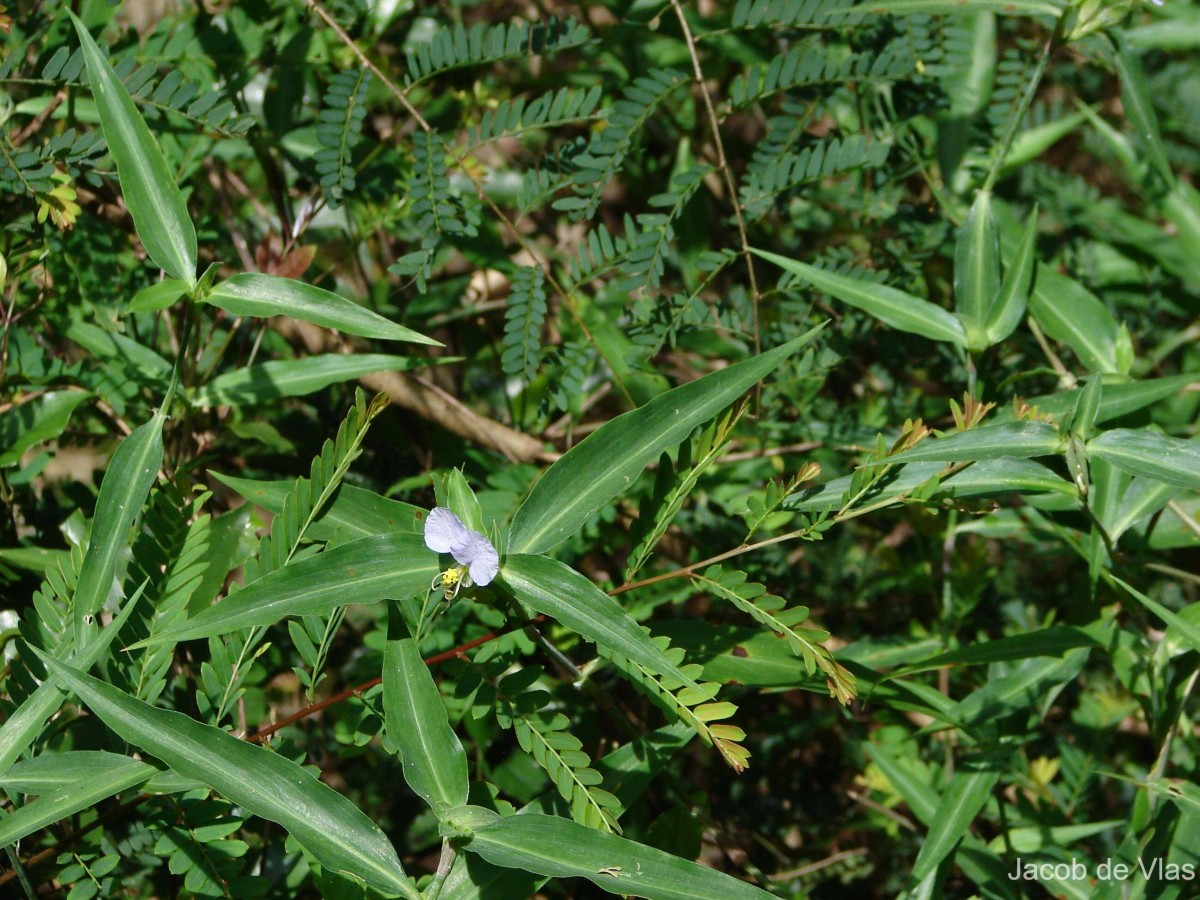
[1140,779,1200,820]
[786,458,1074,513]
[67,321,172,380]
[0,750,158,793]
[0,592,139,775]
[438,726,694,900]
[439,467,486,534]
[192,354,444,407]
[508,323,825,554]
[1087,430,1200,491]
[133,533,438,647]
[0,770,152,847]
[1114,578,1200,656]
[943,11,995,119]
[954,189,1000,347]
[128,278,189,313]
[949,650,1091,727]
[0,756,154,847]
[0,751,199,798]
[37,653,420,899]
[986,821,1123,855]
[465,813,774,899]
[1015,374,1196,426]
[73,413,165,642]
[437,856,543,900]
[0,548,67,574]
[0,390,91,467]
[939,458,1072,497]
[752,249,967,346]
[864,746,1019,898]
[842,0,1063,16]
[1163,180,1200,262]
[1110,478,1177,541]
[212,472,425,541]
[1026,267,1120,374]
[383,603,469,814]
[868,422,1063,466]
[204,274,440,344]
[985,205,1037,345]
[996,199,1119,373]
[909,761,1002,885]
[900,626,1099,674]
[68,12,197,285]
[499,555,697,689]
[1066,377,1103,442]
[1002,111,1088,173]
[1113,33,1174,185]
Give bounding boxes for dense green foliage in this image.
[1,0,1198,897]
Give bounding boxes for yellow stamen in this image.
[434,566,470,600]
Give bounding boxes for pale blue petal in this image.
[448,530,484,566]
[425,507,468,553]
[428,507,498,585]
[465,537,500,586]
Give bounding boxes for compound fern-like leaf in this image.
[501,266,548,380]
[465,86,603,151]
[556,69,684,221]
[316,68,372,209]
[124,488,211,704]
[598,635,750,772]
[692,566,856,705]
[405,18,590,86]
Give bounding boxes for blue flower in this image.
[424,507,499,598]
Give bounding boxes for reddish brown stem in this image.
[243,616,545,743]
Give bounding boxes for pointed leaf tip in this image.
[68,11,197,285]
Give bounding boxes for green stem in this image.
[424,839,457,900]
[1146,667,1200,816]
[611,460,974,597]
[160,308,193,418]
[215,626,265,727]
[3,843,35,899]
[981,25,1060,193]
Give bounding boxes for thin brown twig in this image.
[609,530,799,597]
[544,383,612,439]
[847,787,919,831]
[613,457,976,595]
[205,161,256,272]
[1168,500,1200,542]
[1144,562,1200,587]
[715,440,822,464]
[668,0,760,357]
[217,165,274,225]
[92,397,133,437]
[769,846,870,882]
[844,792,916,835]
[1026,315,1075,387]
[244,616,545,743]
[10,89,67,147]
[272,317,555,463]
